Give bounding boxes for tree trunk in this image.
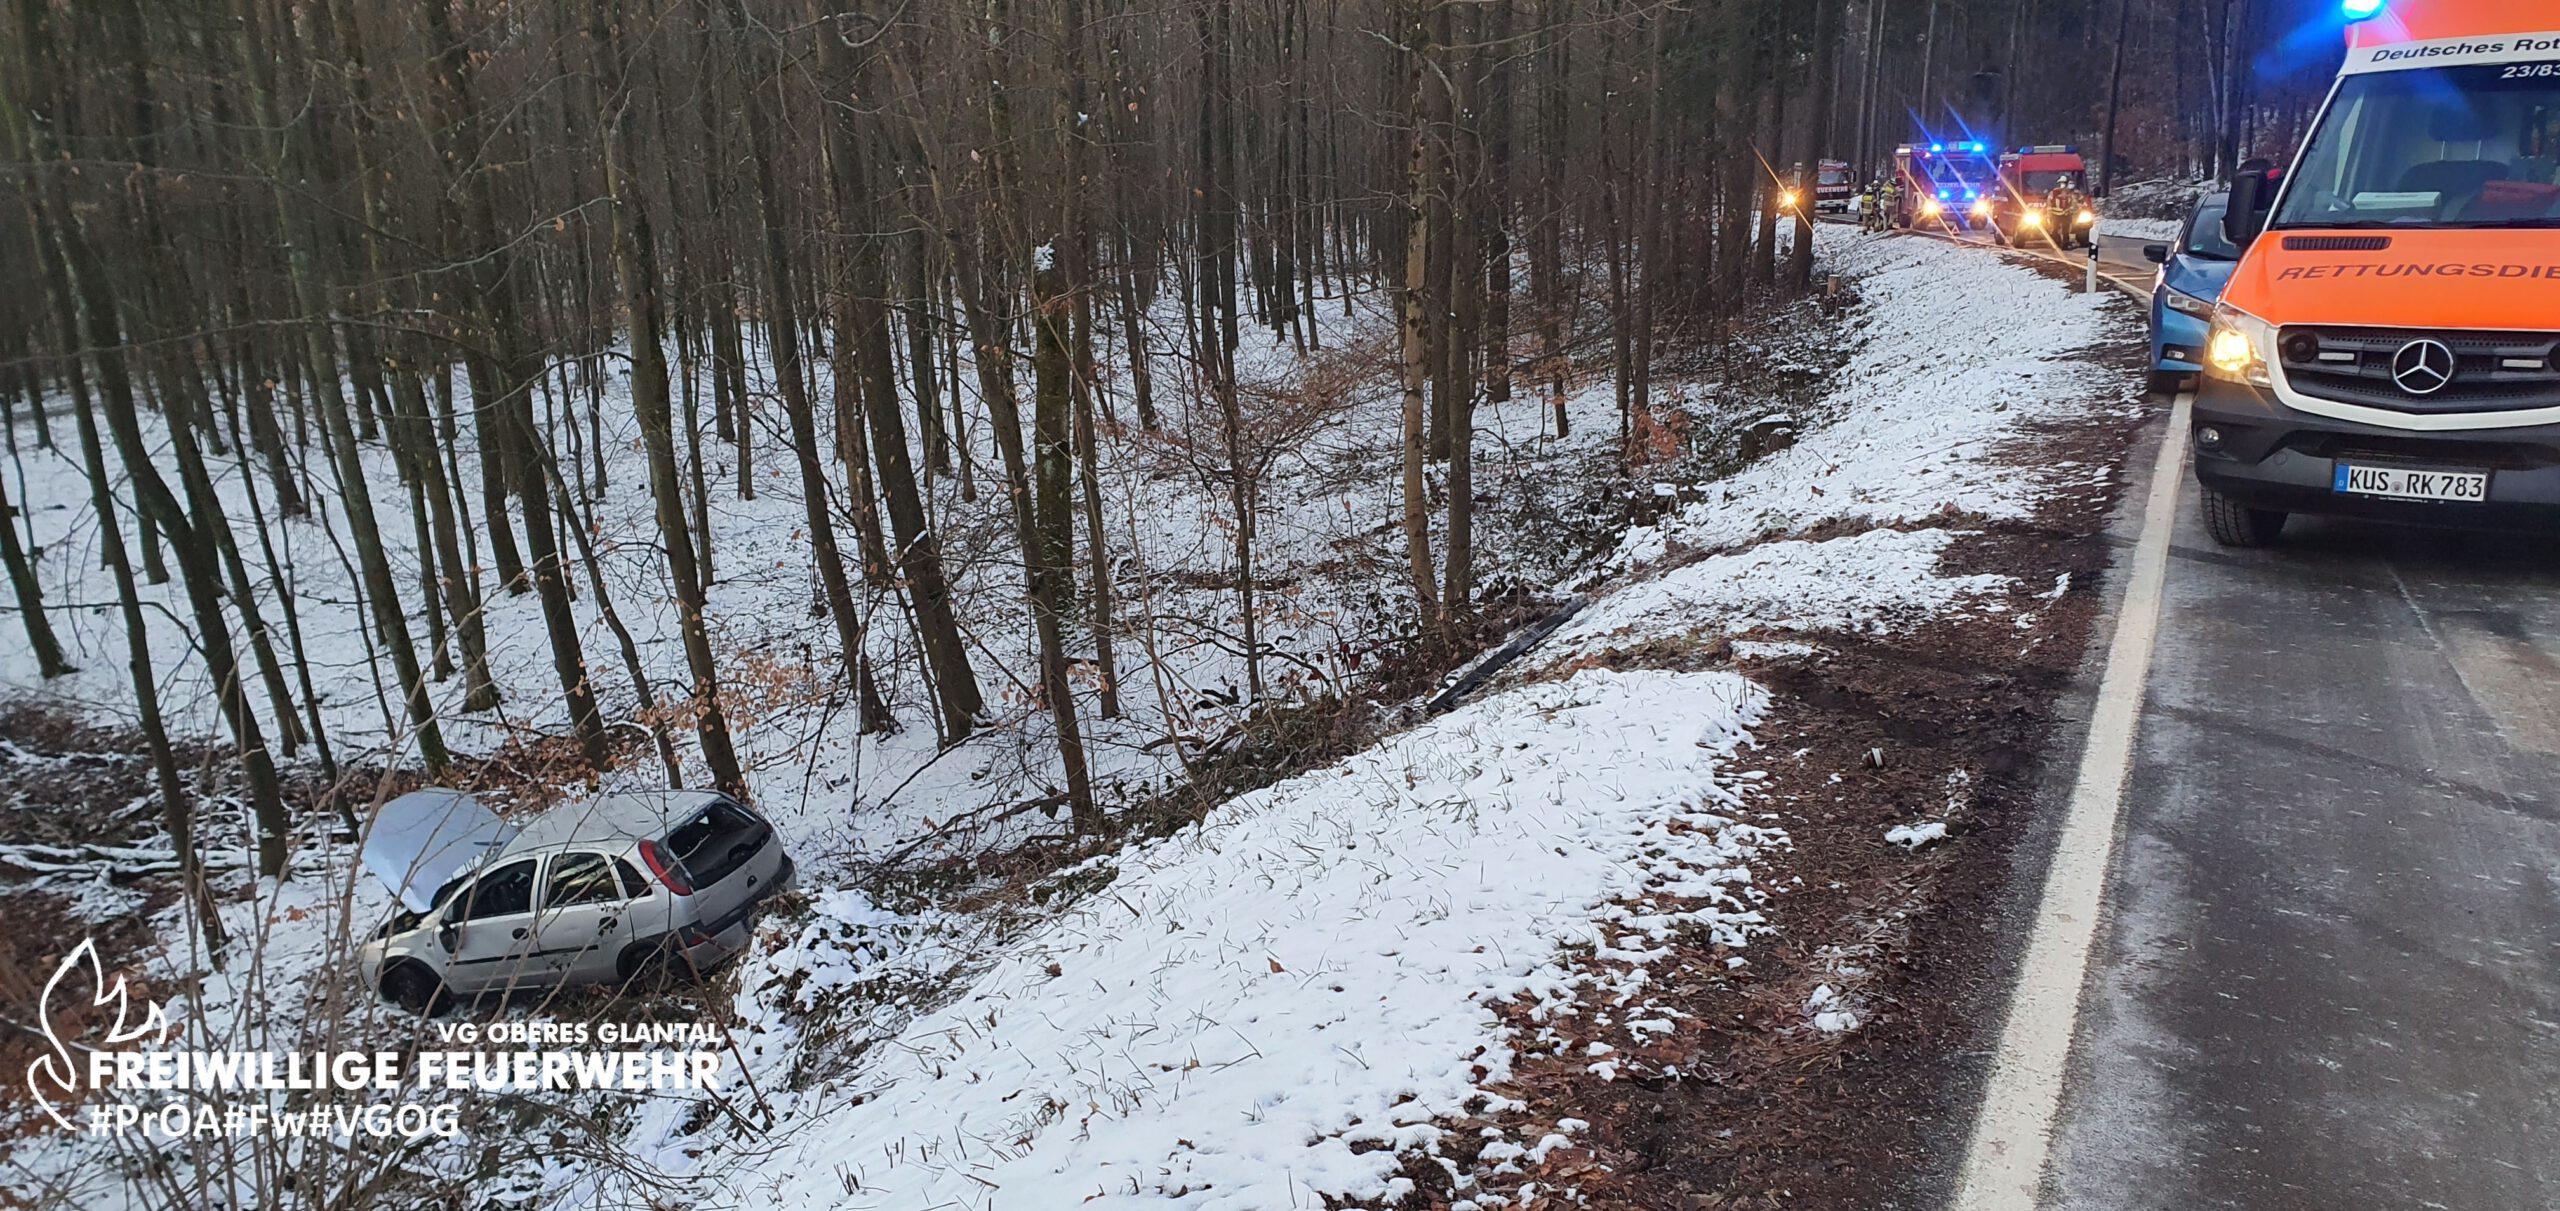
[820,11,986,741]
[1033,247,1101,832]
[1399,3,1441,630]
[1793,0,1842,291]
[0,462,71,678]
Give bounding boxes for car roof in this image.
[501,788,733,854]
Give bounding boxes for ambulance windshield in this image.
[2273,63,2560,228]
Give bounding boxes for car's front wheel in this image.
[379,962,448,1016]
[2202,486,2286,547]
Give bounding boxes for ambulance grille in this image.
[2277,325,2560,415]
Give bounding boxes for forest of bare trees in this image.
[0,0,2321,915]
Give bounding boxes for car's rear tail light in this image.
[639,839,694,896]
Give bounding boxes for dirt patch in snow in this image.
[1434,356,2151,1207]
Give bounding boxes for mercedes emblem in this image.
[2390,338,2455,396]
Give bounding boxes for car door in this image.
[533,851,646,985]
[440,858,541,995]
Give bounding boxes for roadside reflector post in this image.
[2086,240,2099,294]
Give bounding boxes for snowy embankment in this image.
[646,229,2131,1207]
[1595,229,2118,569]
[696,670,1772,1208]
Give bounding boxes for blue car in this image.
[2140,192,2240,397]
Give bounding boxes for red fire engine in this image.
[1814,159,1853,213]
[1988,145,2097,249]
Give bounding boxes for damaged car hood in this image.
[358,789,518,912]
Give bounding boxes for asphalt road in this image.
[1971,239,2560,1206]
[1837,219,2560,1206]
[1941,225,2161,290]
[1884,215,2560,1198]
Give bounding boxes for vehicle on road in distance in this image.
[1815,158,1854,212]
[356,788,797,1012]
[1990,146,2098,248]
[2142,191,2242,395]
[2198,0,2560,547]
[1895,140,2000,231]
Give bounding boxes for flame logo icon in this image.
[26,938,170,1132]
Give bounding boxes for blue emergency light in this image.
[1930,143,1945,153]
[1937,188,1951,199]
[2341,0,2385,20]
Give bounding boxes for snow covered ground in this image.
[1597,230,2122,572]
[0,225,2142,1209]
[697,668,1774,1209]
[2098,217,2185,243]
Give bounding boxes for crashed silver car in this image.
[355,789,795,1012]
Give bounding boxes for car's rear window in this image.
[662,800,769,888]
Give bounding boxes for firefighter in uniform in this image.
[2046,173,2091,249]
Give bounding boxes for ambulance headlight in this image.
[2022,210,2046,227]
[2075,209,2097,226]
[2206,306,2276,387]
[1970,199,1993,219]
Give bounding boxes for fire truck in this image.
[1814,159,1854,213]
[1893,141,2000,231]
[2195,0,2560,546]
[1989,145,2098,249]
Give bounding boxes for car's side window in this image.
[545,852,623,909]
[457,859,536,921]
[613,857,648,899]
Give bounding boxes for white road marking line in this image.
[1897,226,2155,298]
[1951,392,2192,1211]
